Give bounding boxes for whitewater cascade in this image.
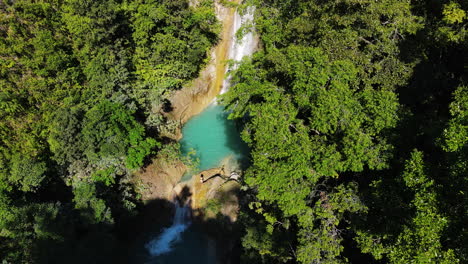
[145,201,191,256]
[145,4,257,259]
[220,6,256,95]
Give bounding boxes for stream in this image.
[143,202,215,264]
[180,104,249,179]
[137,3,256,264]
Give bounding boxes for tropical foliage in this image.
[222,0,468,263]
[0,0,217,262]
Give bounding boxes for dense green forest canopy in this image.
[0,0,218,262]
[221,0,467,263]
[0,0,467,263]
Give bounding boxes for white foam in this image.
[220,6,257,95]
[145,202,190,256]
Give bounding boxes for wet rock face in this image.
[136,159,187,201]
[132,2,256,262]
[166,0,259,128]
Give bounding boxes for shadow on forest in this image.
[32,206,129,264]
[396,27,466,157]
[341,25,468,263]
[118,186,241,264]
[31,185,240,264]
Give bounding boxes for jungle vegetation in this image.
[0,0,467,263]
[0,0,218,262]
[222,0,467,263]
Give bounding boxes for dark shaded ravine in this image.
[130,3,257,264]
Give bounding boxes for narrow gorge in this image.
[134,1,258,263]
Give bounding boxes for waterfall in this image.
[144,3,257,260]
[145,201,191,256]
[220,6,257,95]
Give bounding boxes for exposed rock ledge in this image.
[173,156,242,223]
[135,158,187,201]
[165,0,243,140]
[134,0,243,202]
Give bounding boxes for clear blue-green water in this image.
[180,104,249,175]
[133,5,255,261]
[133,104,248,264]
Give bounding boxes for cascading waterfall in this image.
[145,201,191,256]
[220,6,256,95]
[144,4,257,261]
[181,6,256,174]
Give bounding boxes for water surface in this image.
[180,104,249,173]
[136,5,256,263]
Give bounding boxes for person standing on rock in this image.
[221,165,226,177]
[200,174,204,183]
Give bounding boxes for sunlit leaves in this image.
[73,181,112,224]
[443,86,468,152]
[0,0,218,261]
[437,1,467,43]
[443,2,467,24]
[81,100,158,169]
[225,44,395,262]
[9,154,46,192]
[356,150,459,263]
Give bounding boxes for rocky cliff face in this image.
[136,0,252,204]
[174,156,242,221]
[136,158,187,201]
[173,156,243,264]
